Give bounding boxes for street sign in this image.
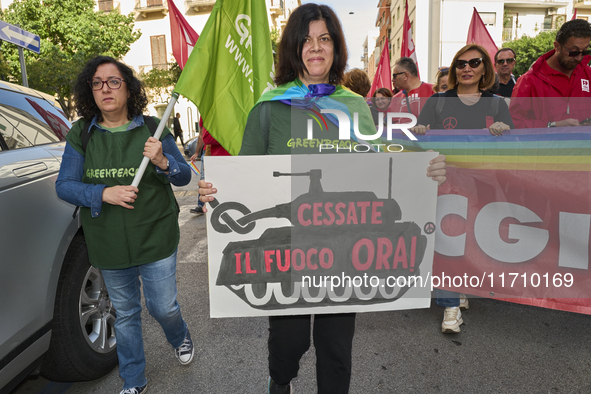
[0,20,40,54]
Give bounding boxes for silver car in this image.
[0,81,117,392]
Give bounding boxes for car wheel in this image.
[41,235,118,381]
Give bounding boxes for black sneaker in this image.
[120,384,147,394]
[175,330,195,365]
[268,377,292,394]
[190,206,204,215]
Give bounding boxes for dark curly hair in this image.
[556,19,591,45]
[74,56,148,121]
[274,3,347,86]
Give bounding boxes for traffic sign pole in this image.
[18,46,28,87]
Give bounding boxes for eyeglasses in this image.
[455,58,483,69]
[392,71,406,78]
[560,44,591,57]
[496,58,515,65]
[89,78,125,91]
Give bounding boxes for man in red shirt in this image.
[510,19,591,129]
[387,57,434,120]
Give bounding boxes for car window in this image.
[0,88,70,150]
[0,103,58,148]
[0,112,33,150]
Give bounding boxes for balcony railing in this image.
[574,0,591,8]
[186,0,216,12]
[135,0,168,17]
[138,63,175,74]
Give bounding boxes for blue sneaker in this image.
[190,206,204,215]
[120,384,147,394]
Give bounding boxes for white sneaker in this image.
[442,307,463,333]
[459,293,469,310]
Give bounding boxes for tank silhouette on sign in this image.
[209,158,429,309]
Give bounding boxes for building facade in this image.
[386,0,589,86]
[1,0,300,139]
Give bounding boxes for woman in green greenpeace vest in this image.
[56,56,193,394]
[198,4,447,394]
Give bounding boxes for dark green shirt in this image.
[239,99,379,156]
[67,119,179,269]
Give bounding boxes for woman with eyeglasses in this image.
[56,56,193,394]
[412,44,514,137]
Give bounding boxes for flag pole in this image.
[132,92,180,187]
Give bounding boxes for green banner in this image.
[174,0,276,155]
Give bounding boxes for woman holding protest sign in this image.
[56,56,194,394]
[410,45,514,334]
[198,4,446,393]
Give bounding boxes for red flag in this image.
[572,9,577,20]
[401,0,420,79]
[466,7,498,63]
[369,39,392,97]
[168,0,199,69]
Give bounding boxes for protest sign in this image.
[204,152,439,317]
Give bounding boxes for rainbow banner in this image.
[189,159,201,177]
[390,126,591,315]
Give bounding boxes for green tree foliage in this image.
[0,0,141,119]
[270,28,280,66]
[141,63,182,104]
[503,31,556,77]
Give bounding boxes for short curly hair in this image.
[342,68,371,97]
[74,56,148,121]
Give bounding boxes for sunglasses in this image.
[455,58,483,69]
[561,44,591,57]
[496,58,515,65]
[392,71,406,78]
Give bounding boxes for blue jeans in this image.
[101,250,187,389]
[435,289,460,307]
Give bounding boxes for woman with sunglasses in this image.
[56,56,194,394]
[412,44,514,137]
[411,45,514,333]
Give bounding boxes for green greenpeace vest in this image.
[67,118,179,269]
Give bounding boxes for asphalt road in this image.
[11,165,591,394]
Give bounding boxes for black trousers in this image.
[174,131,184,146]
[268,313,356,394]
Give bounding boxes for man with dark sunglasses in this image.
[493,48,517,98]
[510,19,591,129]
[387,57,433,120]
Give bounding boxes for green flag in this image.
[174,0,276,155]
